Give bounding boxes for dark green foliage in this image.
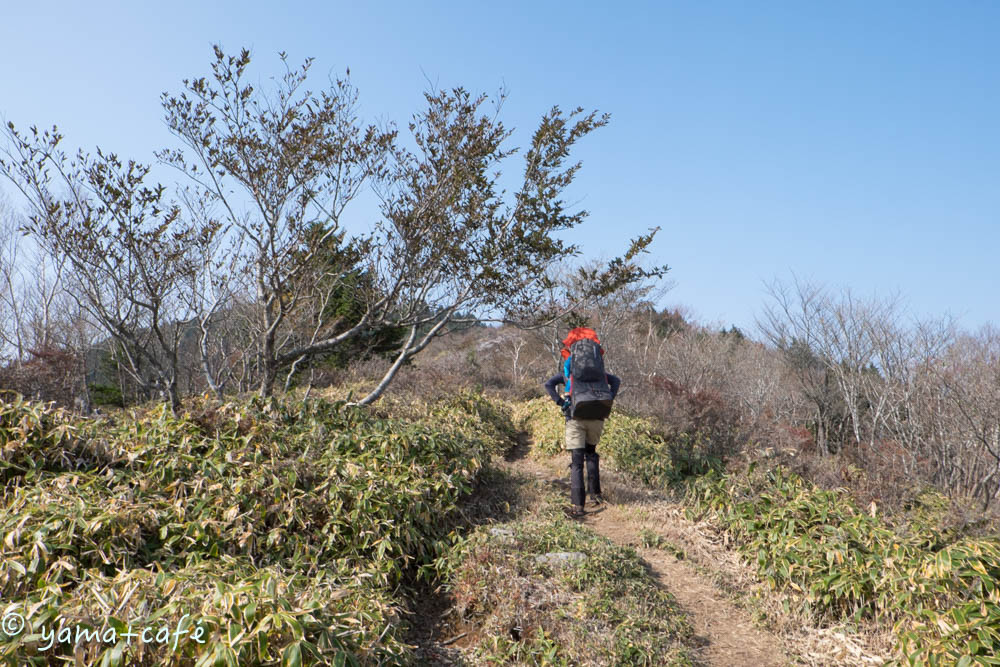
[563,312,592,331]
[87,383,124,407]
[720,325,745,341]
[288,224,406,375]
[652,308,690,338]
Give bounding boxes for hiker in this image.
[543,327,621,517]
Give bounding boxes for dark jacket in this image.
[544,372,620,419]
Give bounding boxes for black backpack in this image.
[567,338,614,420]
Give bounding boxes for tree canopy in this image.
[1,45,668,406]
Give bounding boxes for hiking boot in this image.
[589,494,606,506]
[564,504,586,518]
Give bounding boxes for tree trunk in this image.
[165,378,181,415]
[260,363,277,398]
[355,325,419,406]
[199,323,223,399]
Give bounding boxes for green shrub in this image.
[0,391,513,665]
[894,539,1000,665]
[0,393,110,486]
[88,383,124,407]
[513,398,563,455]
[685,464,1000,665]
[514,398,719,484]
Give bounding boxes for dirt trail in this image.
[414,437,886,665]
[587,507,789,666]
[501,434,891,667]
[504,450,793,667]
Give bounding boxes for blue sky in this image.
[2,1,997,332]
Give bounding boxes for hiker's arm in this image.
[543,374,566,405]
[607,374,621,399]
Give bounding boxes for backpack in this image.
[560,328,614,420]
[560,327,600,396]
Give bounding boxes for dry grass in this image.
[435,467,697,666]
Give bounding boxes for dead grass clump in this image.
[437,482,696,665]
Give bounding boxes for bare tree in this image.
[0,194,25,364]
[758,278,857,454]
[172,188,250,398]
[0,192,95,407]
[928,327,1000,507]
[857,313,954,478]
[0,125,210,411]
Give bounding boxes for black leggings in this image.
[570,444,601,506]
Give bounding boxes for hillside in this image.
[3,387,1000,665]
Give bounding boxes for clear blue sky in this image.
[2,1,997,332]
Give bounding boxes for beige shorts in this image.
[565,418,605,450]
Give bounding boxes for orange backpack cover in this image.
[560,327,602,360]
